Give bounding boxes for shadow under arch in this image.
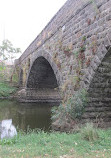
[25,50,62,102]
[84,46,111,127]
[27,56,58,89]
[26,50,62,88]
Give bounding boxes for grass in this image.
[80,123,99,141]
[0,128,111,158]
[0,82,17,97]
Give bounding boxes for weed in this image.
[80,123,99,141]
[52,89,88,131]
[0,135,19,145]
[82,36,86,41]
[0,82,17,97]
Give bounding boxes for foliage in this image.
[11,71,19,83]
[67,89,88,119]
[52,89,88,129]
[0,63,6,71]
[80,123,99,141]
[0,62,6,80]
[82,36,86,41]
[0,39,21,82]
[0,39,21,62]
[0,82,17,97]
[0,135,19,145]
[0,62,14,82]
[63,46,72,57]
[0,128,111,158]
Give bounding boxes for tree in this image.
[0,39,21,81]
[0,39,21,64]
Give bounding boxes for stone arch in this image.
[26,50,62,89]
[83,45,111,127]
[83,45,109,89]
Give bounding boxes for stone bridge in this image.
[14,0,111,127]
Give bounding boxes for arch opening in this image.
[86,49,111,127]
[27,56,58,89]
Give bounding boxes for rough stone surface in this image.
[83,49,111,127]
[14,0,111,126]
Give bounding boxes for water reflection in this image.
[0,100,56,131]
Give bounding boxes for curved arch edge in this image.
[26,49,62,88]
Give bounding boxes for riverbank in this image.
[0,127,111,158]
[0,82,17,98]
[0,83,111,158]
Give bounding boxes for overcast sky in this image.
[0,0,67,54]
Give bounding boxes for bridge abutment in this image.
[17,88,61,103]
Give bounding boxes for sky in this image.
[0,0,67,55]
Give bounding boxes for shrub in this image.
[0,82,17,97]
[80,123,99,141]
[66,89,88,120]
[51,89,88,131]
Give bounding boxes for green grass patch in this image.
[0,128,111,158]
[0,82,17,97]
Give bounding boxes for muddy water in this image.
[0,100,58,131]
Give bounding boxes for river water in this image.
[0,100,58,132]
